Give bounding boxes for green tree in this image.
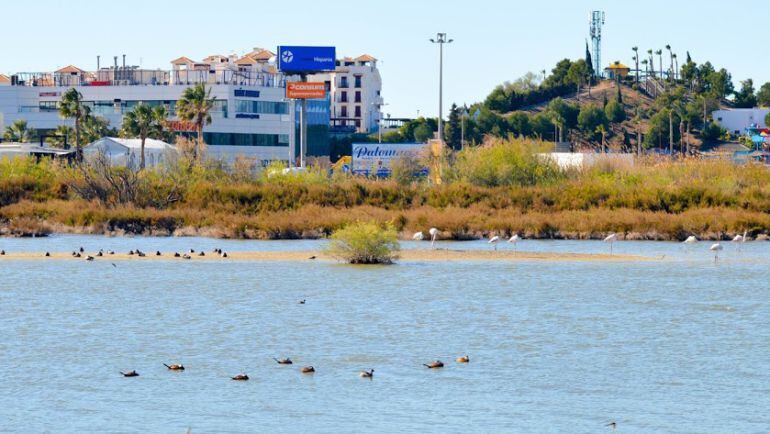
[121,103,168,169]
[577,105,609,141]
[413,123,433,143]
[507,112,532,137]
[81,115,114,145]
[47,125,75,148]
[176,83,215,160]
[585,41,595,78]
[766,112,770,128]
[567,59,591,98]
[734,79,758,108]
[444,103,462,150]
[605,99,626,123]
[707,68,734,99]
[632,46,640,84]
[58,88,91,158]
[3,119,36,142]
[757,83,770,107]
[645,108,681,149]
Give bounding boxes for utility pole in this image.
[430,33,453,143]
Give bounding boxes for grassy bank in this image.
[2,139,769,240]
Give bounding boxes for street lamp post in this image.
[430,33,453,143]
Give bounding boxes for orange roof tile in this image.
[235,55,259,65]
[355,54,377,62]
[0,74,10,83]
[251,49,274,61]
[170,56,197,65]
[55,65,85,74]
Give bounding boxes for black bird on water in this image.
[359,369,374,379]
[423,361,444,369]
[79,247,84,253]
[300,366,315,374]
[45,252,51,257]
[308,256,317,260]
[0,250,5,256]
[231,373,249,381]
[273,357,293,365]
[85,255,95,261]
[606,422,617,433]
[174,252,181,258]
[156,251,162,256]
[299,299,306,304]
[121,370,139,377]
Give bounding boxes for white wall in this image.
[713,108,770,133]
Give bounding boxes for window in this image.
[234,89,260,98]
[202,132,289,147]
[354,91,361,103]
[355,106,361,117]
[341,106,348,117]
[340,91,348,103]
[354,75,362,88]
[339,76,348,88]
[235,100,288,115]
[39,101,58,112]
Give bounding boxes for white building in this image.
[712,108,770,134]
[309,54,383,134]
[0,49,331,166]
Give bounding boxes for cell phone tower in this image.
[590,11,605,78]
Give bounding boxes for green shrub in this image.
[325,221,400,264]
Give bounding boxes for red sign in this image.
[39,92,59,97]
[286,82,326,99]
[167,120,197,132]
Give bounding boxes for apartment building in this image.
[310,54,383,134]
[0,49,330,165]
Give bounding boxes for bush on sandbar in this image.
[325,221,400,264]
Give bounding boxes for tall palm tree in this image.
[647,49,654,78]
[665,45,673,80]
[632,46,639,84]
[176,83,215,160]
[3,119,36,142]
[121,103,168,169]
[655,50,664,80]
[672,54,679,81]
[58,88,91,159]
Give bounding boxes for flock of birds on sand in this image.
[118,354,470,381]
[411,227,750,262]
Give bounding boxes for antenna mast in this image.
[590,11,605,78]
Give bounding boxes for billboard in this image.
[277,46,336,73]
[351,143,429,176]
[286,82,326,99]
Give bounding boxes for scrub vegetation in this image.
[2,137,770,240]
[326,221,400,264]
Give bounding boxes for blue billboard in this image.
[277,46,336,73]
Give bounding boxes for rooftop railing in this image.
[8,69,287,88]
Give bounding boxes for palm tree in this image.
[665,45,673,80]
[595,124,608,153]
[672,54,679,81]
[655,50,664,80]
[647,49,654,78]
[121,103,168,169]
[176,83,215,160]
[48,125,75,148]
[58,88,91,159]
[632,46,640,84]
[3,119,36,142]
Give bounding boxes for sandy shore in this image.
[0,249,654,263]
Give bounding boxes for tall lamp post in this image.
[430,33,453,143]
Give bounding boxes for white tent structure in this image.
[83,137,175,167]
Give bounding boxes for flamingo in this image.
[603,233,618,255]
[488,235,501,251]
[413,232,424,241]
[710,242,723,263]
[429,228,439,249]
[733,231,748,252]
[508,234,520,253]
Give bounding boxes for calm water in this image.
[1,236,769,433]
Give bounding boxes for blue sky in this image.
[1,0,765,118]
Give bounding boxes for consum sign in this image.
[286,82,326,99]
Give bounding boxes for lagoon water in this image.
[1,236,769,433]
